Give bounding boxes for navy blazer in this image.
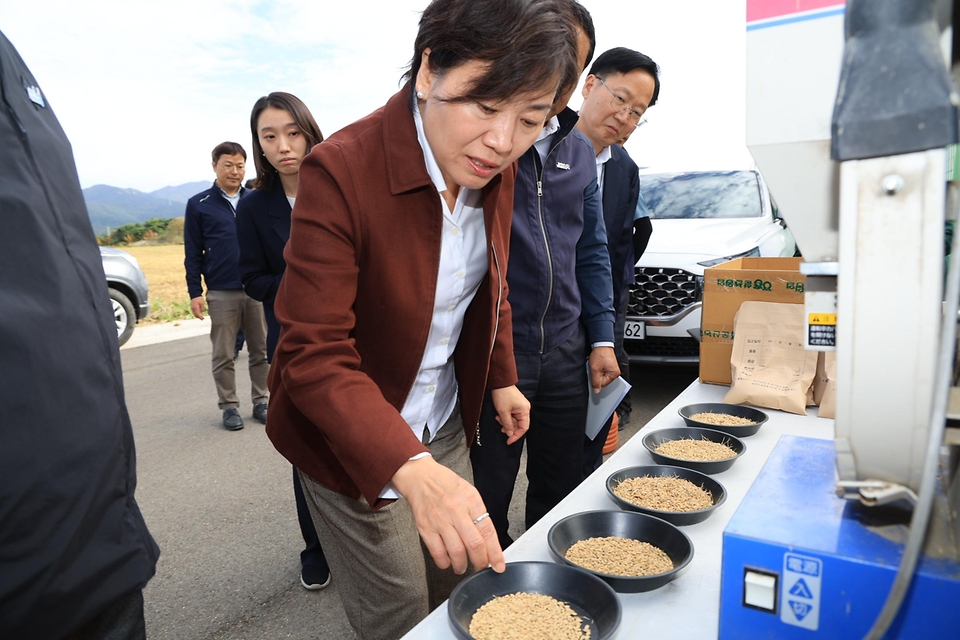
[236,183,291,359]
[601,143,640,315]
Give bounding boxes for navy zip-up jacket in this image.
[184,182,248,299]
[508,107,615,355]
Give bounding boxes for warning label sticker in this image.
[808,324,836,348]
[781,553,822,631]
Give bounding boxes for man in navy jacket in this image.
[184,143,269,430]
[576,47,660,474]
[471,4,620,547]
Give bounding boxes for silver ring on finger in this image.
[472,512,490,525]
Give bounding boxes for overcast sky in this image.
[2,0,752,192]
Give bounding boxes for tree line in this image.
[97,217,185,246]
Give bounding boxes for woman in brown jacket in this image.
[264,1,579,637]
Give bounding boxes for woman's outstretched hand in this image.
[391,456,505,574]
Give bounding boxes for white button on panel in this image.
[427,385,436,393]
[439,337,449,345]
[451,228,460,236]
[744,570,777,612]
[447,305,456,312]
[456,270,465,279]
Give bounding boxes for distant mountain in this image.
[150,181,211,204]
[83,181,209,235]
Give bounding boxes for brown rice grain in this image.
[655,437,737,461]
[469,592,590,640]
[689,411,756,426]
[565,536,673,577]
[614,475,713,512]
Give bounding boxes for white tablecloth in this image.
[402,380,834,639]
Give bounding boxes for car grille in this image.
[624,336,700,359]
[627,267,701,319]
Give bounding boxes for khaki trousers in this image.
[205,289,268,410]
[298,405,473,640]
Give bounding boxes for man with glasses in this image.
[576,47,660,473]
[184,143,270,431]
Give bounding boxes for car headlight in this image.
[697,246,761,268]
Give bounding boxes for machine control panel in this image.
[780,552,823,630]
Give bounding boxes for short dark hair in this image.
[552,0,595,104]
[589,47,661,107]
[212,142,246,164]
[567,1,595,70]
[249,92,324,192]
[404,0,578,105]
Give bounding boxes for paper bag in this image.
[815,351,837,418]
[723,301,818,415]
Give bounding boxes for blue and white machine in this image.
[719,436,960,637]
[720,1,960,637]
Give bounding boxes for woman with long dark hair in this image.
[236,92,330,591]
[265,1,579,637]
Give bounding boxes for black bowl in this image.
[605,464,727,526]
[547,510,694,593]
[642,427,746,475]
[678,402,769,437]
[448,561,621,640]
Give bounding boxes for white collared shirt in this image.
[532,115,561,163]
[595,144,613,193]
[379,103,488,499]
[218,185,242,213]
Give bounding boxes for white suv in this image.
[624,169,797,364]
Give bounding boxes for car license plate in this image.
[624,320,645,339]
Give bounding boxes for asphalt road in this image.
[122,335,696,639]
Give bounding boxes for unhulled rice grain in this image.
[689,411,756,426]
[565,536,673,577]
[469,592,590,640]
[614,475,713,512]
[655,437,737,461]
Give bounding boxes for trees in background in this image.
[98,217,184,246]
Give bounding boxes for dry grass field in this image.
[123,244,192,324]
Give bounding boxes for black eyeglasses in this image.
[596,76,647,127]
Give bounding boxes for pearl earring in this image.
[416,91,424,99]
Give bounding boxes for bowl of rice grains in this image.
[546,510,694,593]
[605,465,727,526]
[448,561,621,640]
[678,402,769,438]
[642,427,746,475]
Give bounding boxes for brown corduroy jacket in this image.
[266,86,519,509]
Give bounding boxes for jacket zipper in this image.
[531,129,572,354]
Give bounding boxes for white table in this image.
[403,380,834,639]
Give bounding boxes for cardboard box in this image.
[700,257,805,385]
